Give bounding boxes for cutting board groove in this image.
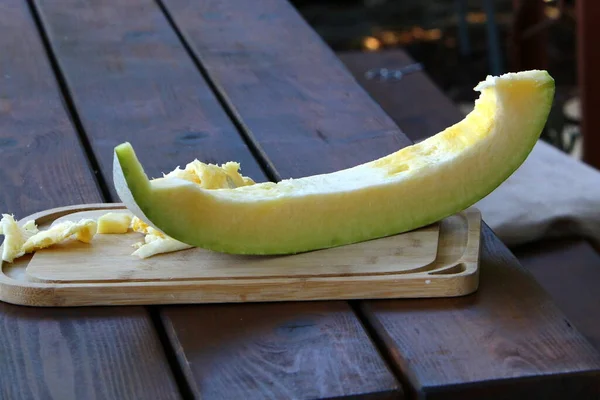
[0,203,481,306]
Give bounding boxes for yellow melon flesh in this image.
[113,70,555,255]
[97,212,132,234]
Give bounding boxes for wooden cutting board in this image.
[0,203,481,307]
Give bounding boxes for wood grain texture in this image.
[0,2,179,399]
[162,302,400,400]
[514,238,600,352]
[0,2,100,215]
[160,0,413,179]
[27,207,442,282]
[344,50,600,397]
[338,50,463,143]
[343,47,600,379]
[359,228,600,399]
[33,0,402,397]
[33,0,266,201]
[1,306,180,400]
[0,204,479,306]
[161,0,600,397]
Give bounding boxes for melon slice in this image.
[113,70,554,255]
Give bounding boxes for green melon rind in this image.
[113,71,554,255]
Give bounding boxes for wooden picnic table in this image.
[1,1,599,399]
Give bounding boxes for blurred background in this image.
[292,0,581,158]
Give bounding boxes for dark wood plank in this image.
[0,2,180,399]
[1,306,180,400]
[161,0,600,397]
[577,0,600,170]
[161,0,413,180]
[0,3,101,213]
[33,1,403,398]
[513,238,600,352]
[33,0,266,198]
[162,303,401,400]
[342,47,600,362]
[337,50,463,143]
[359,229,600,399]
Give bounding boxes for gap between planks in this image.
[156,0,281,183]
[153,0,422,394]
[25,1,199,397]
[26,0,112,201]
[26,0,405,398]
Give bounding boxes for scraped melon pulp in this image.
[113,70,554,255]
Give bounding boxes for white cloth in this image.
[474,140,600,248]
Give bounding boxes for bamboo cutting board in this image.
[0,203,481,307]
